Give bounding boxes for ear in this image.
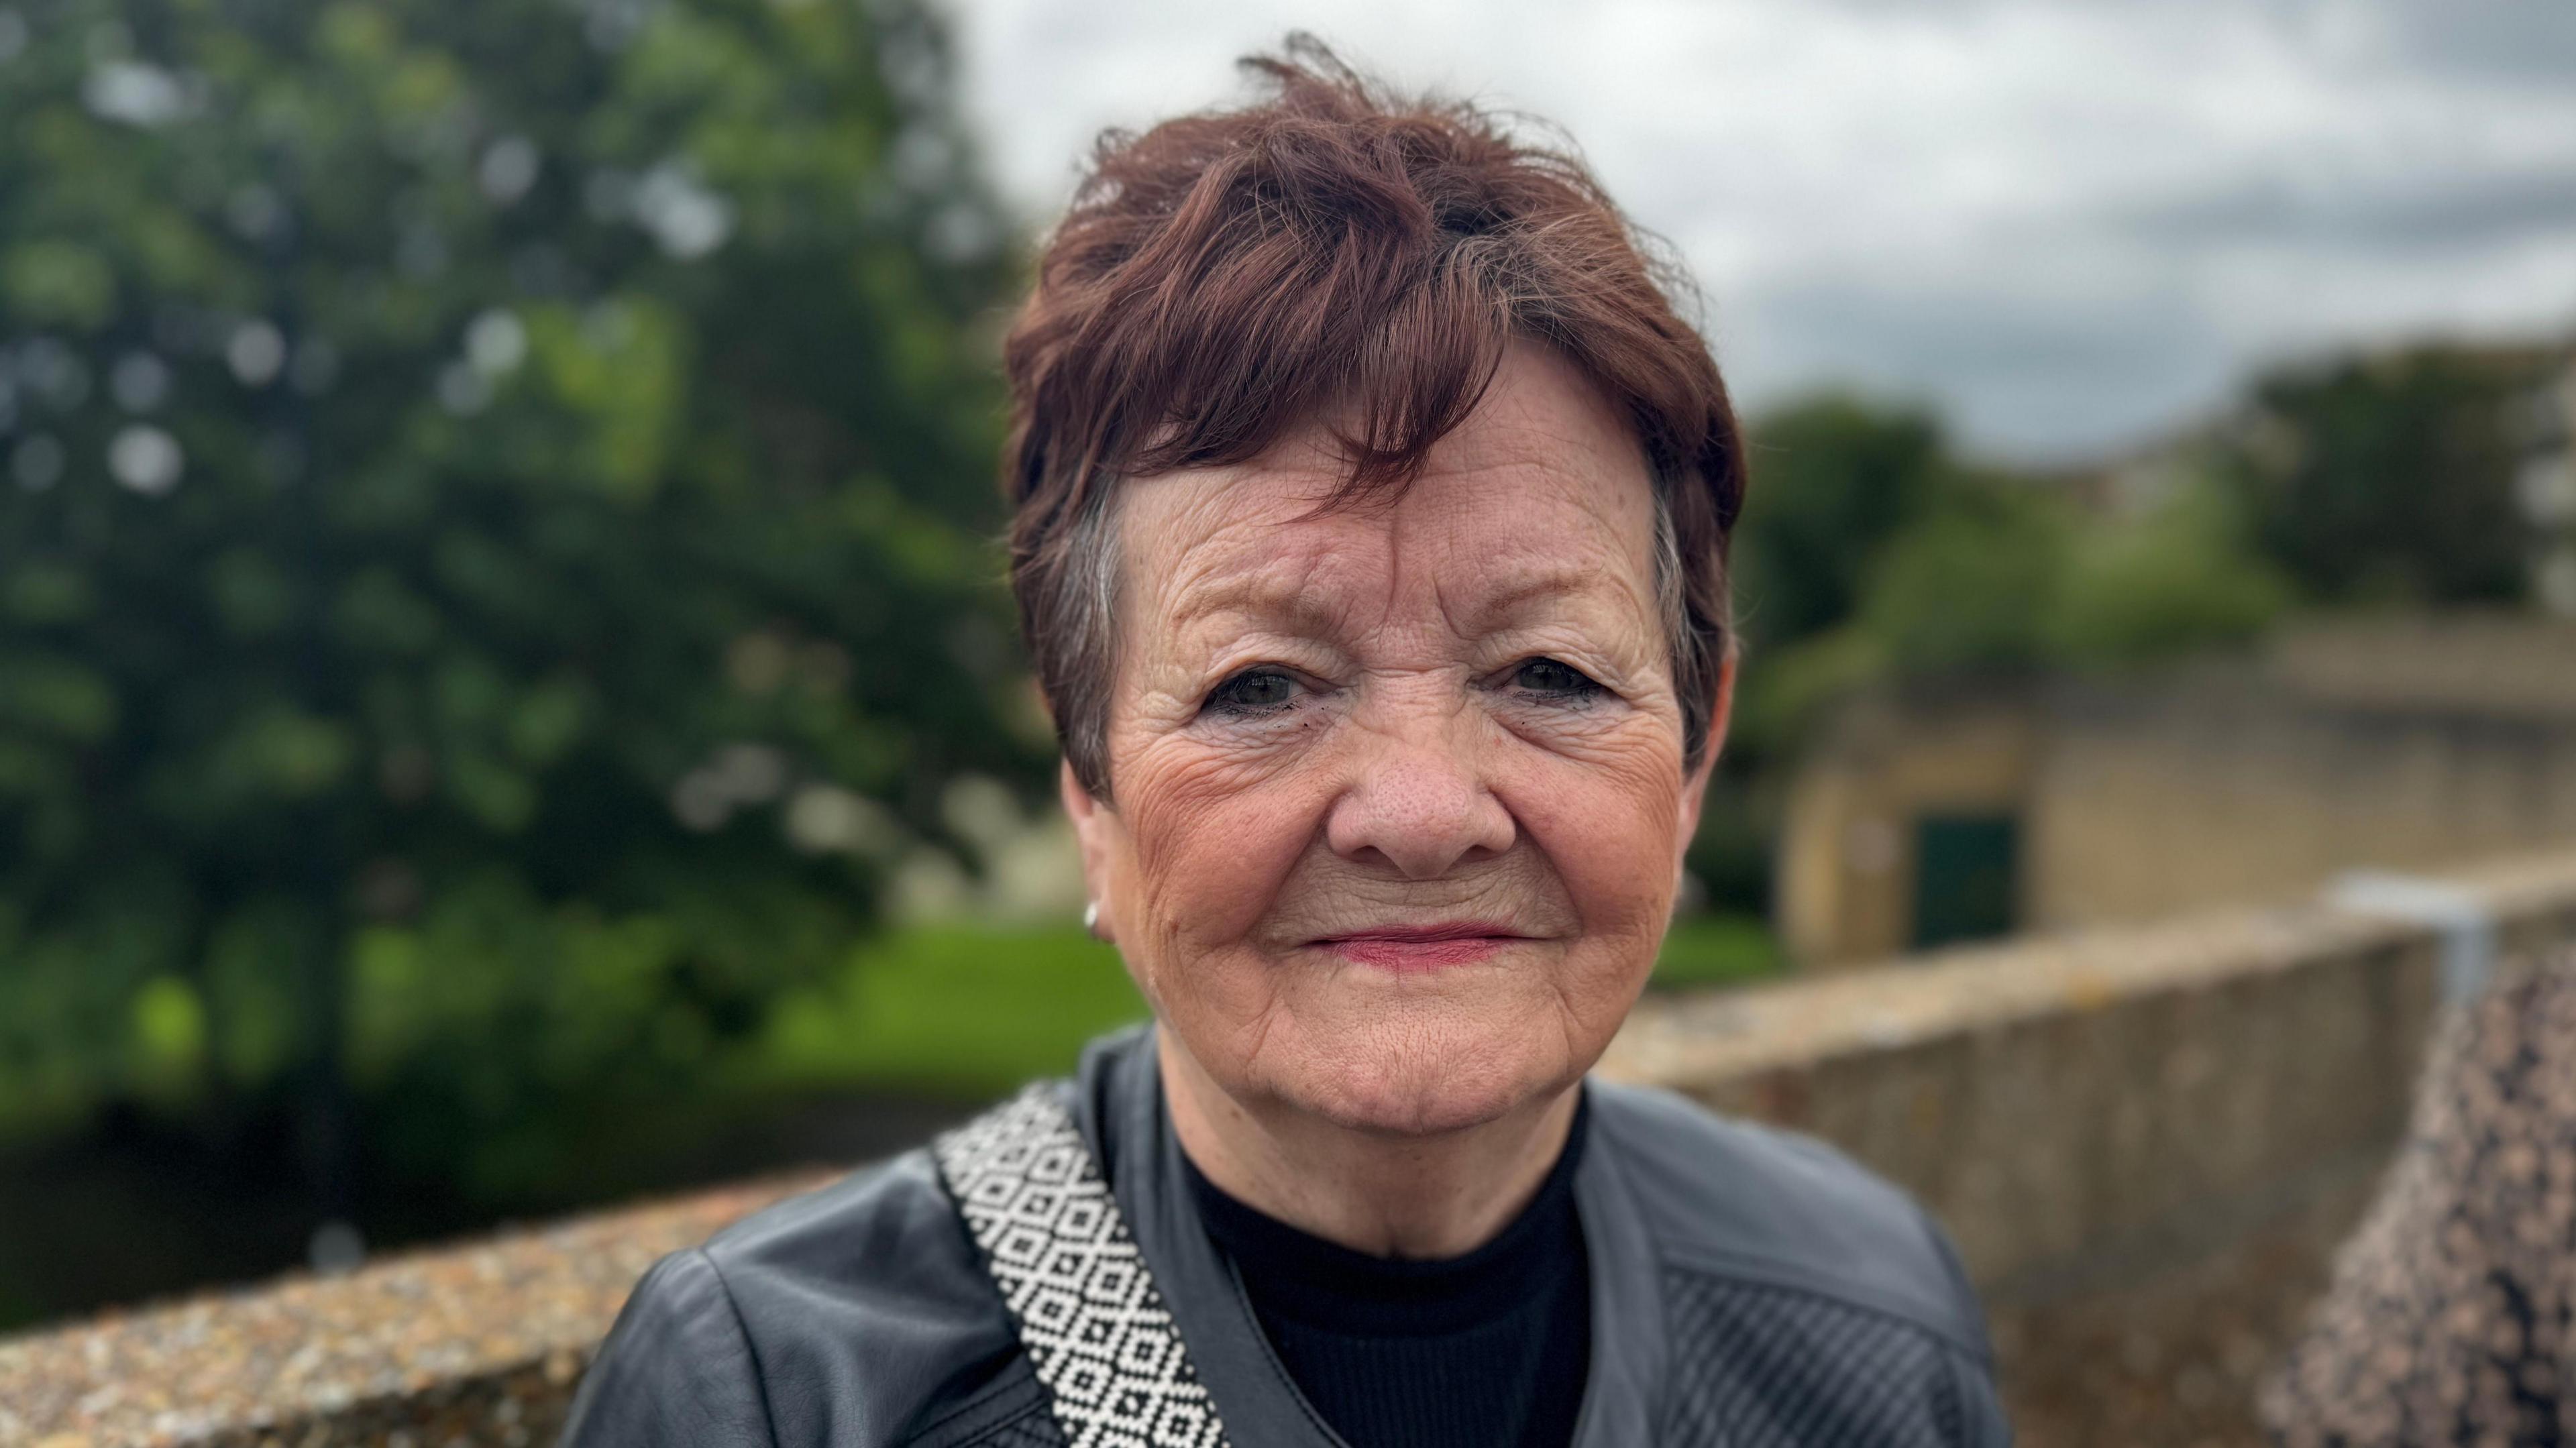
[1674,638,1739,865]
[1059,756,1119,941]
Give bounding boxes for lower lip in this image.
[1321,936,1519,970]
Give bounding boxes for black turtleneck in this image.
[1181,1091,1593,1448]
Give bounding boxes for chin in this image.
[1278,1013,1572,1137]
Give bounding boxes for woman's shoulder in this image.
[561,1144,1053,1448]
[1587,1078,1992,1362]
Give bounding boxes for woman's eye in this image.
[1513,657,1605,700]
[1206,668,1301,716]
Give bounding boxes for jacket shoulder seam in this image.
[690,1245,786,1447]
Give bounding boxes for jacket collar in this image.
[1068,1023,1667,1447]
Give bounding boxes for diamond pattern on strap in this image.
[934,1085,1233,1448]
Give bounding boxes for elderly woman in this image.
[561,41,2008,1448]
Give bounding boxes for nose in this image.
[1323,688,1517,880]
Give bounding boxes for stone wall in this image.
[0,1174,832,1448]
[1605,846,2576,1444]
[11,846,2576,1448]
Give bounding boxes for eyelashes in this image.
[1510,657,1607,702]
[1205,667,1303,718]
[1199,659,1609,721]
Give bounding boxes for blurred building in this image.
[1778,613,2576,967]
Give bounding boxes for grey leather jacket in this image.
[559,1023,2011,1447]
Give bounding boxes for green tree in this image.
[1686,396,1948,913]
[2048,474,2294,667]
[0,0,1035,1201]
[2219,345,2549,607]
[1731,394,1946,652]
[1855,480,2067,675]
[1728,424,2296,750]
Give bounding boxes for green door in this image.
[1911,814,2019,950]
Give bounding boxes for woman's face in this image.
[1063,341,1731,1136]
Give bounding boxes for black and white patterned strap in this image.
[933,1083,1234,1448]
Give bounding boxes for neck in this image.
[1156,1023,1582,1260]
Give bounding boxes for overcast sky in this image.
[945,0,2576,465]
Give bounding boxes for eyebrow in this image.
[1168,570,1343,636]
[1457,566,1631,630]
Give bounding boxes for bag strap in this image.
[933,1082,1235,1448]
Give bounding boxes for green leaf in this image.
[208,549,299,639]
[217,707,358,798]
[1,563,97,626]
[0,653,118,742]
[1,240,117,328]
[130,975,209,1079]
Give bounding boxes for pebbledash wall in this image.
[10,848,2576,1448]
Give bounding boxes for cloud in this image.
[2119,164,2576,255]
[947,0,2576,462]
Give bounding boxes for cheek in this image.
[1116,744,1317,962]
[1506,737,1685,942]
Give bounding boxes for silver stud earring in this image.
[1082,900,1100,936]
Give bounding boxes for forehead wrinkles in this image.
[1428,472,1659,646]
[1131,459,1662,667]
[1155,515,1395,659]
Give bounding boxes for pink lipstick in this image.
[1315,923,1528,971]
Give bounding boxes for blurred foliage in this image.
[1854,479,2067,675]
[1725,394,2300,757]
[2049,476,2296,666]
[1692,396,1955,905]
[1731,397,1947,653]
[0,0,1041,1196]
[2212,343,2556,608]
[1699,392,2302,912]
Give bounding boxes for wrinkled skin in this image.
[1061,341,1735,1250]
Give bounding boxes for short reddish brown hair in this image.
[1004,37,1746,801]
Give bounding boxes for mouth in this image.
[1310,922,1536,972]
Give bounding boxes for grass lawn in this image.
[754,923,1146,1099]
[753,913,1784,1099]
[1647,912,1784,990]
